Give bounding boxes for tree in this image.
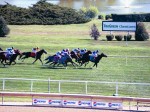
[0,16,10,37]
[135,22,149,41]
[79,6,99,19]
[90,24,100,40]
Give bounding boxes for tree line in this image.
[0,0,90,25]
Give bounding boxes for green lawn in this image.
[0,20,150,97]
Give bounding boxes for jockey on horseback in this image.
[80,48,87,57]
[5,47,15,59]
[90,50,99,62]
[54,51,61,63]
[31,47,39,57]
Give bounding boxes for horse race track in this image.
[0,106,120,112]
[0,20,150,98]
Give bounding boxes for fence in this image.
[0,78,150,97]
[0,92,150,111]
[108,55,150,66]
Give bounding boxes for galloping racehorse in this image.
[80,53,107,67]
[0,49,21,66]
[45,55,55,64]
[78,50,92,64]
[50,54,78,67]
[70,51,80,62]
[19,49,47,65]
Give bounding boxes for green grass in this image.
[0,20,150,97]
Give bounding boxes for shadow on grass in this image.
[40,65,93,70]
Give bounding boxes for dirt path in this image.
[0,106,122,112]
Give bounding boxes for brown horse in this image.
[0,49,21,66]
[80,53,107,68]
[19,49,47,65]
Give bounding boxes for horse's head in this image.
[100,53,107,58]
[0,48,3,51]
[41,49,47,54]
[86,50,92,54]
[14,49,21,55]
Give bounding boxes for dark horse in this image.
[78,50,92,64]
[80,53,107,68]
[70,51,80,62]
[0,49,21,67]
[19,49,47,65]
[47,54,78,67]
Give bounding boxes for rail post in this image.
[59,81,61,93]
[2,79,5,91]
[85,81,88,94]
[115,81,118,96]
[30,80,33,92]
[48,78,50,93]
[126,56,128,66]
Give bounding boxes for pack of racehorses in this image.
[0,47,107,68]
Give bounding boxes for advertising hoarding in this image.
[102,21,136,31]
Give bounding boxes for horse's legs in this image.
[53,62,57,67]
[1,60,5,67]
[32,58,38,64]
[39,58,43,65]
[93,63,97,68]
[20,56,27,62]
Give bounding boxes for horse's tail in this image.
[45,56,49,60]
[18,52,26,60]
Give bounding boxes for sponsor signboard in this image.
[33,99,49,105]
[108,102,122,109]
[78,101,91,107]
[92,102,108,108]
[32,98,122,109]
[102,21,136,31]
[63,100,78,106]
[92,101,122,109]
[49,100,62,106]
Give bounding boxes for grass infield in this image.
[0,20,150,97]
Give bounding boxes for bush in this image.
[98,15,103,19]
[80,6,99,19]
[124,35,132,41]
[106,34,114,41]
[105,15,112,20]
[0,16,10,37]
[90,24,100,40]
[135,22,149,41]
[115,35,123,41]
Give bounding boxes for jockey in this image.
[90,50,99,62]
[80,48,86,56]
[72,48,78,54]
[31,47,39,57]
[54,51,61,63]
[56,51,61,56]
[5,47,15,59]
[65,48,70,54]
[61,49,65,56]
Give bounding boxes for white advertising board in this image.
[92,102,122,109]
[63,100,78,106]
[108,102,122,109]
[78,101,91,107]
[92,102,108,108]
[32,98,122,109]
[49,100,62,106]
[102,21,136,31]
[33,99,49,105]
